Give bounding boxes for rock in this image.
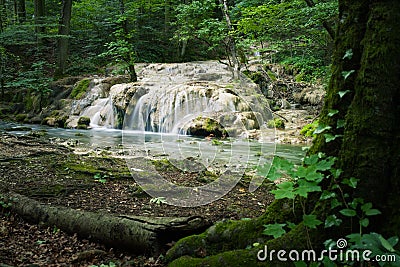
[294,87,325,106]
[78,116,90,126]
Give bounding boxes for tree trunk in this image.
[4,193,210,254]
[218,0,240,79]
[55,0,72,77]
[166,0,400,265]
[16,0,26,22]
[34,0,45,34]
[119,0,137,82]
[0,0,6,32]
[310,0,400,236]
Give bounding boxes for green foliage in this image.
[300,120,319,137]
[267,118,285,129]
[70,78,91,99]
[93,173,107,184]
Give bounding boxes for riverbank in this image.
[0,131,277,266]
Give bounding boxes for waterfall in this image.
[126,84,242,134]
[81,97,114,128]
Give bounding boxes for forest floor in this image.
[0,132,275,266]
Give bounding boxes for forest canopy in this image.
[0,0,337,90]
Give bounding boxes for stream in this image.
[0,121,305,165]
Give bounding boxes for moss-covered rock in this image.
[70,78,91,99]
[78,116,90,127]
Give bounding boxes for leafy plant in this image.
[267,118,285,129]
[300,120,319,137]
[150,197,167,205]
[93,173,107,184]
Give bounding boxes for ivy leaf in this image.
[343,49,353,60]
[262,223,286,238]
[325,214,342,228]
[324,134,342,143]
[339,208,357,217]
[338,90,351,98]
[341,70,355,80]
[313,124,332,134]
[303,214,322,229]
[327,109,339,117]
[336,119,345,128]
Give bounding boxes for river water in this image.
[0,121,305,164]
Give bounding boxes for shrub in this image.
[267,118,285,129]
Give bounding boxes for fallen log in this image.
[3,193,210,254]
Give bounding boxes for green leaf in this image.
[365,209,381,216]
[313,124,332,134]
[324,134,342,143]
[295,180,321,197]
[360,218,369,227]
[387,236,399,247]
[303,214,322,229]
[342,177,359,188]
[287,221,297,230]
[327,109,339,117]
[325,214,342,228]
[303,154,319,165]
[262,223,286,238]
[343,49,353,60]
[320,191,336,200]
[94,173,101,179]
[378,235,396,253]
[341,70,355,80]
[338,90,351,98]
[331,198,342,209]
[294,262,307,267]
[271,182,295,199]
[315,157,336,171]
[361,202,372,213]
[336,119,345,128]
[347,233,362,245]
[339,208,357,217]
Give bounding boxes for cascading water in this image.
[81,97,114,128]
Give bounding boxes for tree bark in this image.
[0,0,7,32]
[55,0,72,77]
[218,0,240,79]
[4,193,210,254]
[119,0,137,82]
[34,0,45,34]
[15,0,26,23]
